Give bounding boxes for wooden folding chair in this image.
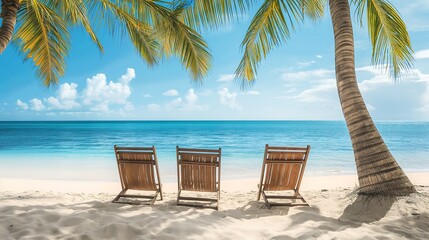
[176,146,221,210]
[257,144,311,208]
[112,145,163,205]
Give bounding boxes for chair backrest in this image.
[114,146,161,191]
[262,145,310,191]
[176,147,221,192]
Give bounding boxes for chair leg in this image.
[261,191,272,209]
[112,188,128,203]
[159,185,163,201]
[297,192,310,207]
[257,184,263,201]
[176,189,181,206]
[217,190,220,211]
[150,191,159,205]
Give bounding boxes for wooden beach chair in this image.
[176,146,221,210]
[113,145,163,205]
[257,144,311,208]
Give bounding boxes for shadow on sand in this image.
[340,194,396,223]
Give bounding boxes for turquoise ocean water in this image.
[0,121,428,182]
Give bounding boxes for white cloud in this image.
[242,90,260,95]
[356,67,391,92]
[198,89,212,97]
[298,61,316,67]
[287,79,336,102]
[393,0,429,31]
[185,89,198,107]
[29,98,45,111]
[414,49,429,60]
[184,89,206,110]
[47,83,80,110]
[282,69,334,81]
[217,74,235,82]
[356,66,429,113]
[218,88,240,109]
[121,102,134,112]
[14,69,137,116]
[166,97,183,110]
[16,99,28,110]
[90,103,109,112]
[278,68,336,102]
[419,85,429,112]
[82,69,135,112]
[358,77,391,92]
[142,93,152,98]
[165,89,207,111]
[119,68,135,84]
[316,55,323,59]
[409,70,429,112]
[163,89,179,97]
[147,103,161,112]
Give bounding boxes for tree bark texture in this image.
[329,0,415,195]
[0,0,20,54]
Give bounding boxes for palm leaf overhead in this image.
[13,0,70,86]
[154,9,212,81]
[118,0,212,80]
[353,0,413,78]
[235,0,325,86]
[85,0,160,66]
[302,0,326,21]
[172,0,257,30]
[4,0,212,86]
[45,0,104,52]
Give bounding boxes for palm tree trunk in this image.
[0,0,20,54]
[328,0,415,195]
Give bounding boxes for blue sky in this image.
[1,0,429,121]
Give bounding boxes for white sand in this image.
[1,173,428,239]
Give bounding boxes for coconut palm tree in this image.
[176,0,416,196]
[0,0,211,86]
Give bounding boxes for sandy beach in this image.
[1,173,428,239]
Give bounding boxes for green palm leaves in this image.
[353,0,413,78]
[237,0,293,82]
[2,0,414,86]
[236,0,325,84]
[14,0,70,86]
[172,0,256,30]
[8,0,212,86]
[191,0,411,83]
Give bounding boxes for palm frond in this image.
[235,0,304,87]
[171,0,257,31]
[85,0,160,65]
[353,0,413,78]
[43,0,104,52]
[13,0,70,86]
[121,0,212,80]
[302,0,326,21]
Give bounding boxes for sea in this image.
[0,121,427,182]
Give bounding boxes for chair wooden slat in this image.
[178,148,221,153]
[177,146,221,210]
[115,147,155,151]
[258,144,311,208]
[113,145,163,205]
[267,146,308,151]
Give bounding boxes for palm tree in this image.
[0,0,19,54]
[176,0,416,196]
[0,0,211,85]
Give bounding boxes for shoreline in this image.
[1,172,428,194]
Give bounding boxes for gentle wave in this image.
[0,121,428,181]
